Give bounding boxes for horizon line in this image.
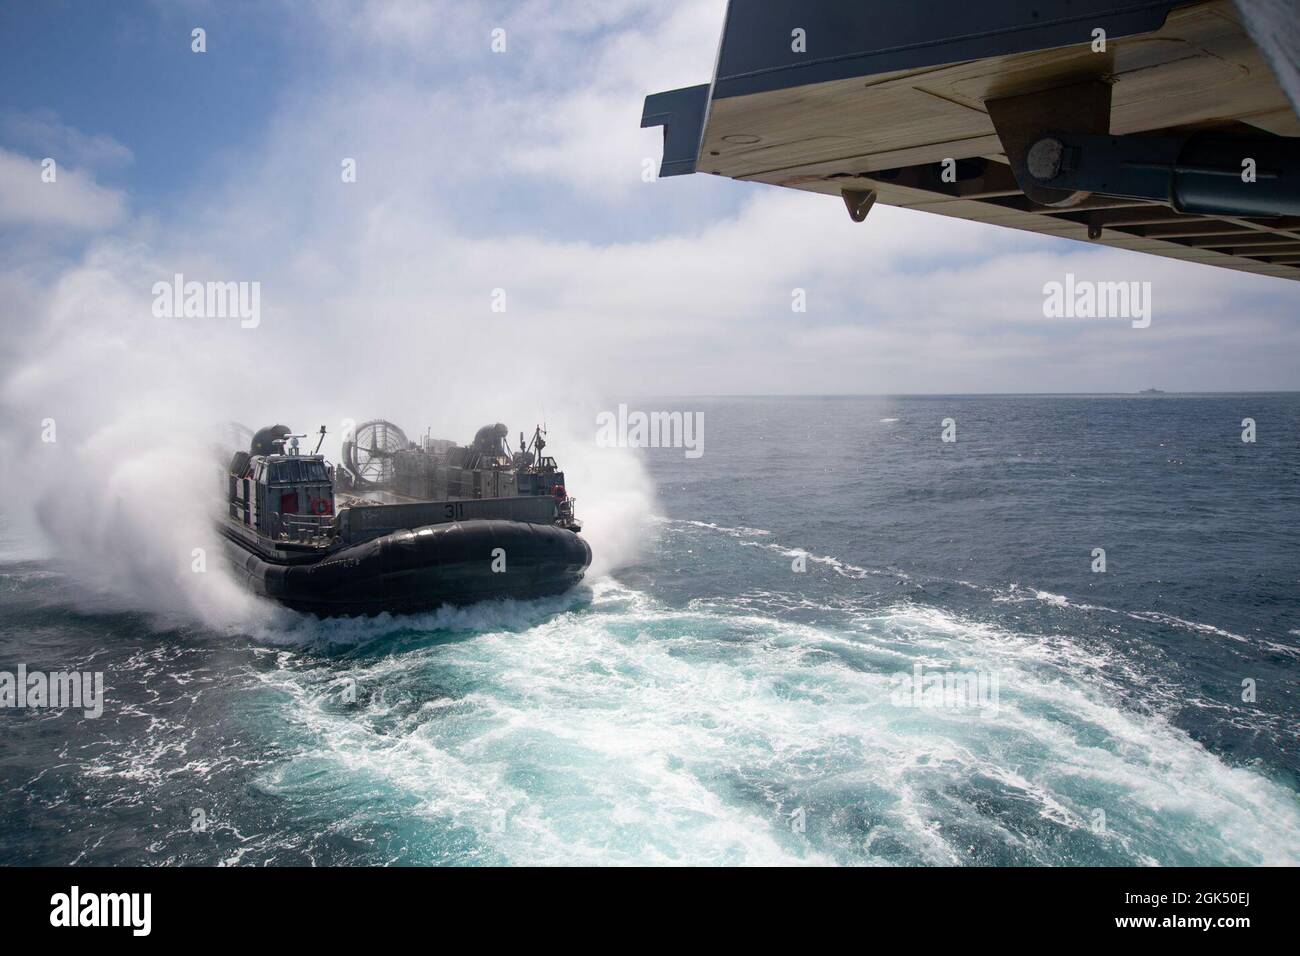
[621,390,1300,398]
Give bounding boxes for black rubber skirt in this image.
[224,520,592,616]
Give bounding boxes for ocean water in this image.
[1,394,1297,866]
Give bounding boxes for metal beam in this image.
[1231,243,1300,256]
[1184,234,1300,249]
[1135,223,1260,239]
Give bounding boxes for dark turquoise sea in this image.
[2,395,1297,865]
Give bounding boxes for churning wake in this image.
[224,519,1299,866]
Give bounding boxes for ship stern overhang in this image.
[642,0,1300,281]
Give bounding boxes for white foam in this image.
[1127,611,1250,644]
[666,517,908,582]
[251,582,1300,866]
[667,518,774,538]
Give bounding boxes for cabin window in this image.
[270,460,328,483]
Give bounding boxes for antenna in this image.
[313,425,327,455]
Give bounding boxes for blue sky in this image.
[0,1,746,245]
[0,2,297,201]
[1,0,1298,413]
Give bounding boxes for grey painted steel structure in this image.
[641,1,1300,220]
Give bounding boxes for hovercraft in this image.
[220,422,591,616]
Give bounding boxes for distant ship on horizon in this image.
[1138,388,1166,394]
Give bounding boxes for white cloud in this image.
[301,0,725,197]
[1,109,134,169]
[502,1,726,195]
[0,148,128,231]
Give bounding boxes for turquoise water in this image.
[1,395,1298,865]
